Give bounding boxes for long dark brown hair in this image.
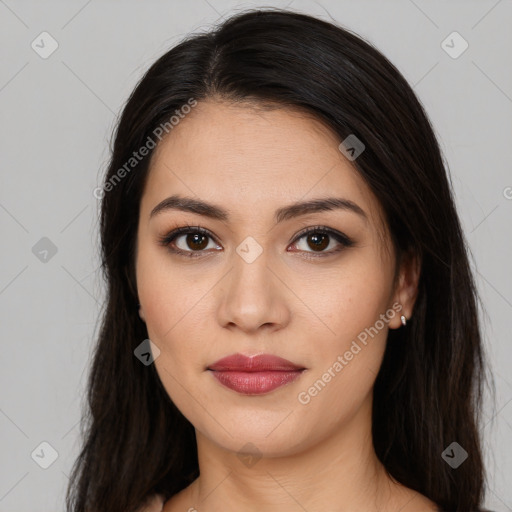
[66,8,495,512]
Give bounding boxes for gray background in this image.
[0,0,511,510]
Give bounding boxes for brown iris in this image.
[186,233,209,251]
[306,233,329,252]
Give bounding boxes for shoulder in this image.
[135,493,165,512]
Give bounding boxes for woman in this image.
[66,8,494,512]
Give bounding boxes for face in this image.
[135,99,413,457]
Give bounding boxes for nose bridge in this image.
[216,236,289,332]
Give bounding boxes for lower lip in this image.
[209,370,304,395]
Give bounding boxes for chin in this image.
[198,415,314,458]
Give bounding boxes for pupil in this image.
[309,233,328,251]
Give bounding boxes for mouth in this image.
[207,353,306,395]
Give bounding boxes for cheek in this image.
[136,243,210,344]
[137,258,211,424]
[310,249,394,346]
[294,298,389,440]
[294,250,393,409]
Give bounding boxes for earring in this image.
[400,314,407,327]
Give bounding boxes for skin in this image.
[135,99,437,512]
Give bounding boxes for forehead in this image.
[142,99,384,231]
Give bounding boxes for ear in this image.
[388,250,421,329]
[138,304,146,323]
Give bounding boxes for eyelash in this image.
[157,224,354,259]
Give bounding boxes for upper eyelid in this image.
[293,225,343,238]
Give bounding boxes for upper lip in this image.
[208,353,305,372]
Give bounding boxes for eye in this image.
[288,225,354,258]
[158,224,354,259]
[157,225,221,258]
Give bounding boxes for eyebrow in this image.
[149,194,367,224]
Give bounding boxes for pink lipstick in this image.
[207,353,305,395]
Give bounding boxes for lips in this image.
[207,353,305,395]
[208,353,304,372]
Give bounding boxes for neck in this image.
[185,396,405,512]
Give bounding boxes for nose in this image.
[216,248,291,335]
